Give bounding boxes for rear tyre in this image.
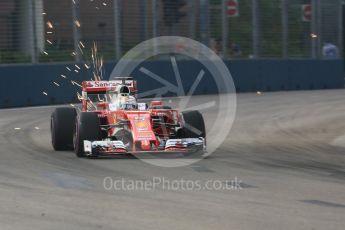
[51,107,77,151]
[74,112,101,157]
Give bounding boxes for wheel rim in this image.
[115,129,132,149]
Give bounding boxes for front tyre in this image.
[180,110,206,139]
[51,107,77,151]
[179,110,206,158]
[74,112,101,157]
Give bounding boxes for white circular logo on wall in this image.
[110,36,236,167]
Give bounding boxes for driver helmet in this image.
[112,85,136,109]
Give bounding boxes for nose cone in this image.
[140,140,152,151]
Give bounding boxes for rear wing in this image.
[82,78,137,94]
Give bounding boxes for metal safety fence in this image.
[0,0,342,64]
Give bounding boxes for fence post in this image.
[338,0,343,58]
[252,0,260,58]
[152,0,159,38]
[316,0,322,58]
[222,0,228,59]
[311,0,317,58]
[188,0,196,39]
[72,0,81,62]
[114,0,122,60]
[140,0,148,41]
[200,0,210,46]
[152,0,159,54]
[282,0,288,58]
[28,0,38,63]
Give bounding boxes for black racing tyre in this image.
[179,111,206,158]
[51,107,77,151]
[180,110,206,139]
[74,112,101,157]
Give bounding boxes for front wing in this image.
[83,138,206,156]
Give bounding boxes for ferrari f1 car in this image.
[51,77,206,157]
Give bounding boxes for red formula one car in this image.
[51,77,206,157]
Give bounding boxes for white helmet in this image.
[112,85,136,109]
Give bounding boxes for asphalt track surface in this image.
[0,90,345,230]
